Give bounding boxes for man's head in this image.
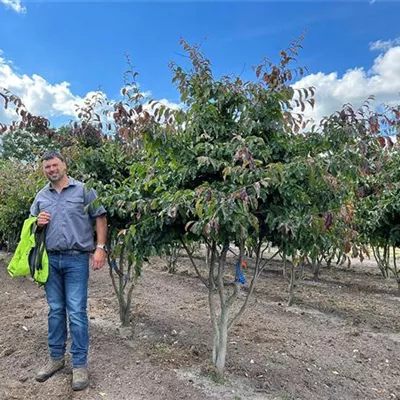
[42,152,67,183]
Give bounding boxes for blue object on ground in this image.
[234,259,246,284]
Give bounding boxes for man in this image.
[30,152,107,391]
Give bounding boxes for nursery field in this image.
[1,250,400,400]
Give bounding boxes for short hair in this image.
[42,152,64,163]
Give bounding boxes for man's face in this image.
[43,157,67,183]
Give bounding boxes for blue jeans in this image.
[45,252,90,368]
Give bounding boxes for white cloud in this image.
[0,52,84,124]
[0,51,182,130]
[0,0,26,13]
[292,45,400,125]
[154,98,182,111]
[369,37,400,52]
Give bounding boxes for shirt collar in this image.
[47,176,76,191]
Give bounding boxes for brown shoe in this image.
[35,358,65,382]
[72,367,89,391]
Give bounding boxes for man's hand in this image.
[37,211,51,227]
[92,248,106,270]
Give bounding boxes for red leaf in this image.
[324,212,333,230]
[377,136,385,148]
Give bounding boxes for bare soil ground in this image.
[1,250,400,400]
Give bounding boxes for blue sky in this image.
[1,1,400,126]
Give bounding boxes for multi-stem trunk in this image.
[206,238,271,375]
[165,243,181,274]
[373,245,390,278]
[108,242,137,327]
[209,242,234,374]
[311,255,323,281]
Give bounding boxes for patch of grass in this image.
[152,342,175,356]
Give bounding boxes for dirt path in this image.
[1,251,400,400]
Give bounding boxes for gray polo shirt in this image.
[30,177,106,252]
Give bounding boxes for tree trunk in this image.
[214,309,229,374]
[208,241,233,375]
[108,241,137,326]
[121,306,130,326]
[287,261,295,306]
[204,237,276,375]
[392,246,400,293]
[208,241,219,364]
[373,245,390,279]
[120,280,135,326]
[312,259,320,281]
[282,254,296,306]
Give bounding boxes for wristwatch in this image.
[96,244,108,252]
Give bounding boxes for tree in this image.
[356,113,400,288]
[0,126,76,163]
[71,141,143,326]
[97,38,319,374]
[0,159,44,250]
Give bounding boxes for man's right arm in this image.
[30,196,39,217]
[30,196,51,228]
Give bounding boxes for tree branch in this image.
[180,238,208,287]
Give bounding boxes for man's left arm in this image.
[84,185,108,270]
[92,215,108,270]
